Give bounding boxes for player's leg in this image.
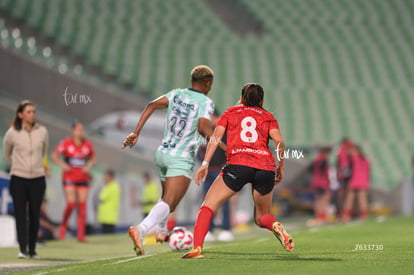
[357,190,368,220]
[130,176,191,255]
[129,158,167,256]
[203,170,220,242]
[156,180,171,243]
[182,176,236,259]
[316,188,330,224]
[59,183,76,240]
[9,176,29,257]
[75,184,89,242]
[252,169,294,252]
[27,177,46,257]
[322,189,331,222]
[140,175,190,232]
[314,189,323,221]
[167,212,177,231]
[342,189,355,222]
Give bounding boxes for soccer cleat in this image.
[182,246,204,259]
[272,222,295,252]
[128,226,144,256]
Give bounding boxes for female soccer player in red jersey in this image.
[51,122,96,242]
[183,83,294,259]
[342,145,370,222]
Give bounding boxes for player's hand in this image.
[45,168,51,179]
[195,165,208,185]
[81,166,90,173]
[122,132,138,149]
[62,163,71,172]
[275,166,284,185]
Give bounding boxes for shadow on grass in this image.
[208,251,341,262]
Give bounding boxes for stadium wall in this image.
[0,47,146,123]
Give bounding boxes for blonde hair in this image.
[191,65,214,81]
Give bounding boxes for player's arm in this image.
[197,118,227,152]
[270,128,285,184]
[2,130,13,164]
[82,154,96,173]
[123,96,169,149]
[195,125,226,185]
[51,143,71,172]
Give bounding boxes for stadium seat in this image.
[0,0,413,187]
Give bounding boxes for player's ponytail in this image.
[241,83,264,108]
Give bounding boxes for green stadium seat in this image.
[1,0,413,187]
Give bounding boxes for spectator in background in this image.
[309,146,331,226]
[97,169,121,234]
[3,100,49,258]
[335,138,353,217]
[342,145,370,222]
[197,109,233,242]
[51,122,96,242]
[141,172,159,218]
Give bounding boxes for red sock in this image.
[77,202,86,240]
[193,206,214,248]
[360,210,368,220]
[258,213,277,231]
[167,219,177,231]
[342,209,351,217]
[317,212,327,221]
[62,202,76,227]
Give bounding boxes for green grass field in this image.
[1,216,413,275]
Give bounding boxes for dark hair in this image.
[72,120,83,129]
[241,83,264,108]
[106,169,115,178]
[12,100,35,130]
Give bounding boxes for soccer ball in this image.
[168,227,193,251]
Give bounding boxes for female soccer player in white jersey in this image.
[122,65,225,256]
[183,83,294,259]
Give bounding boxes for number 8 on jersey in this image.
[240,116,258,143]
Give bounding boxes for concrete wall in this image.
[0,48,147,123]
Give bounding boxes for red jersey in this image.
[217,105,279,171]
[55,138,95,183]
[311,153,330,189]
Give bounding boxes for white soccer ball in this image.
[168,227,193,251]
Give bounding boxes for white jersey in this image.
[158,88,214,160]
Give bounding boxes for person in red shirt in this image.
[335,138,353,216]
[342,145,370,222]
[309,147,331,226]
[51,122,96,242]
[183,83,294,259]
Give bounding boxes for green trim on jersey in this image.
[158,88,214,160]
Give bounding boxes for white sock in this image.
[138,201,170,235]
[158,215,168,233]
